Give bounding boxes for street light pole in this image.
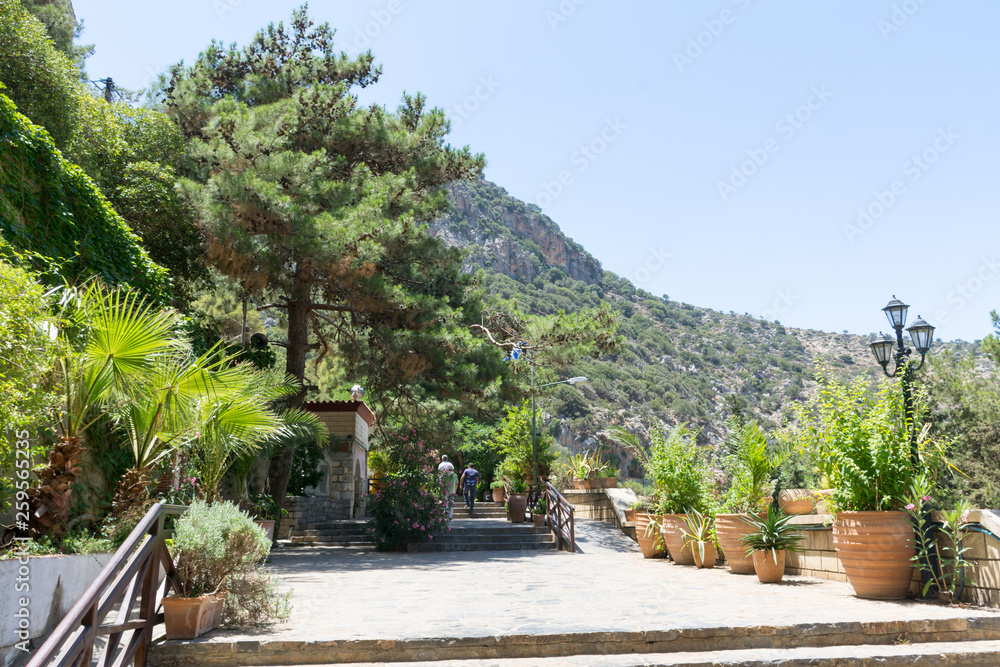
[869,296,935,465]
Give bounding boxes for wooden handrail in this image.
[542,482,575,553]
[26,503,186,667]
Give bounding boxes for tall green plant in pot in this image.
[648,424,711,565]
[739,507,804,583]
[786,372,953,599]
[716,419,783,575]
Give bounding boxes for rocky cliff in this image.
[429,178,603,285]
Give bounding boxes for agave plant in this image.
[678,508,717,563]
[739,506,804,559]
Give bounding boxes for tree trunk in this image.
[265,292,310,533]
[111,467,152,518]
[26,435,85,541]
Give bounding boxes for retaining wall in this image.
[0,553,113,667]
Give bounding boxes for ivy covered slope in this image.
[430,177,877,448]
[0,91,167,297]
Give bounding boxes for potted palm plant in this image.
[716,419,783,575]
[679,509,717,568]
[531,496,547,526]
[739,506,804,583]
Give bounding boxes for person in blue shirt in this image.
[459,464,480,515]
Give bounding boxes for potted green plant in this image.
[716,419,783,575]
[531,496,547,526]
[633,497,666,558]
[165,500,286,638]
[647,424,712,566]
[369,448,391,491]
[786,373,952,599]
[563,452,593,489]
[490,479,506,504]
[625,499,641,523]
[248,492,288,541]
[739,506,804,583]
[678,509,717,568]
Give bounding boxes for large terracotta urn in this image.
[833,511,915,600]
[507,493,528,523]
[778,489,815,515]
[660,514,695,565]
[715,514,756,574]
[634,512,666,558]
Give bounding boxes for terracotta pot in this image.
[624,508,637,523]
[778,489,815,515]
[833,511,915,600]
[752,549,786,583]
[507,493,528,523]
[634,512,666,558]
[492,487,506,504]
[573,479,587,490]
[163,593,225,640]
[253,519,275,542]
[691,541,717,568]
[532,513,545,527]
[715,514,756,574]
[600,477,618,488]
[660,514,695,565]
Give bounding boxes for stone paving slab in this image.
[150,519,1000,664]
[294,639,1000,666]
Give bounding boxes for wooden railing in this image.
[542,482,575,552]
[26,503,186,667]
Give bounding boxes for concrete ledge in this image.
[147,617,1000,666]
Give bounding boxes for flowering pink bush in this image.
[366,427,450,551]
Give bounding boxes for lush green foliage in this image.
[19,0,93,70]
[0,0,81,146]
[784,372,951,512]
[927,349,1000,508]
[454,417,500,497]
[366,427,450,550]
[0,92,167,297]
[647,423,713,514]
[489,400,557,482]
[721,419,783,513]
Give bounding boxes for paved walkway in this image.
[199,519,999,644]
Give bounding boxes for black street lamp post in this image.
[869,296,936,464]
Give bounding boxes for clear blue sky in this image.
[74,0,1000,342]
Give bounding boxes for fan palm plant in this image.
[189,366,325,503]
[28,283,182,539]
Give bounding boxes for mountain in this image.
[429,177,953,464]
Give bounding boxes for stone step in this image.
[149,618,1000,666]
[286,639,1000,666]
[443,526,551,536]
[287,536,372,546]
[429,534,554,545]
[407,540,556,552]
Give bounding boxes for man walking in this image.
[438,455,458,519]
[459,463,480,515]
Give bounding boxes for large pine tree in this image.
[166,7,505,504]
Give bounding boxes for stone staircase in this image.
[407,517,556,552]
[286,519,370,547]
